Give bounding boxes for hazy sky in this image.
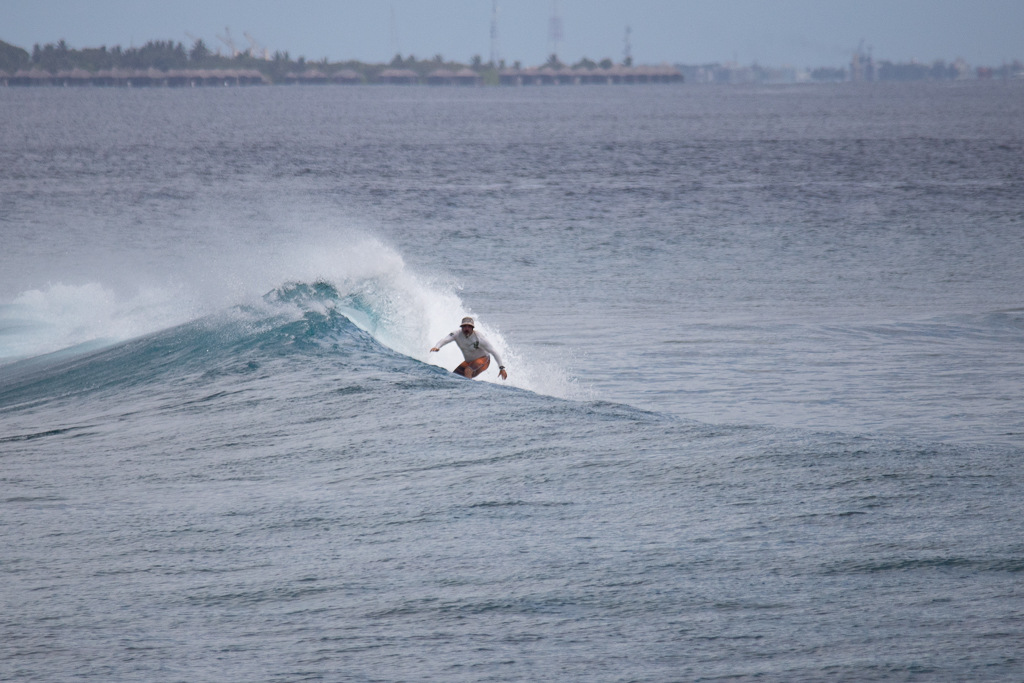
[5,0,1023,67]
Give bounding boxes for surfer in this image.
[430,317,508,380]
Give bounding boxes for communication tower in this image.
[624,25,633,66]
[390,4,402,58]
[490,0,501,66]
[548,0,563,61]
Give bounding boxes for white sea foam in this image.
[0,281,195,362]
[268,235,584,399]
[0,234,584,400]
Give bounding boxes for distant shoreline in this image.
[2,38,1022,87]
[0,64,685,87]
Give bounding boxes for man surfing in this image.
[430,317,508,380]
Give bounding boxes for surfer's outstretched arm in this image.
[430,332,457,353]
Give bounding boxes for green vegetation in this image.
[0,38,647,84]
[0,40,30,72]
[0,37,342,81]
[5,37,1019,85]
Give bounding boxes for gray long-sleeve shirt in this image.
[433,329,504,367]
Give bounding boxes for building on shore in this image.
[499,64,682,85]
[374,69,419,85]
[331,69,363,84]
[2,67,267,87]
[426,68,482,86]
[0,63,688,87]
[283,69,363,84]
[283,69,329,84]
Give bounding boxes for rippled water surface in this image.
[2,82,1023,681]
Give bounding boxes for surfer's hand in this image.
[430,347,439,352]
[499,368,508,380]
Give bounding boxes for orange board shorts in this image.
[454,355,490,378]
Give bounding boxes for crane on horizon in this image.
[216,27,239,58]
[244,32,269,60]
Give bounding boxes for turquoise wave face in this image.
[0,275,567,403]
[263,280,387,338]
[0,282,435,411]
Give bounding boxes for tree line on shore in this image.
[1,38,370,82]
[2,38,1021,84]
[0,38,639,84]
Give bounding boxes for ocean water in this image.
[2,82,1023,681]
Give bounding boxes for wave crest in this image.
[1,235,583,400]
